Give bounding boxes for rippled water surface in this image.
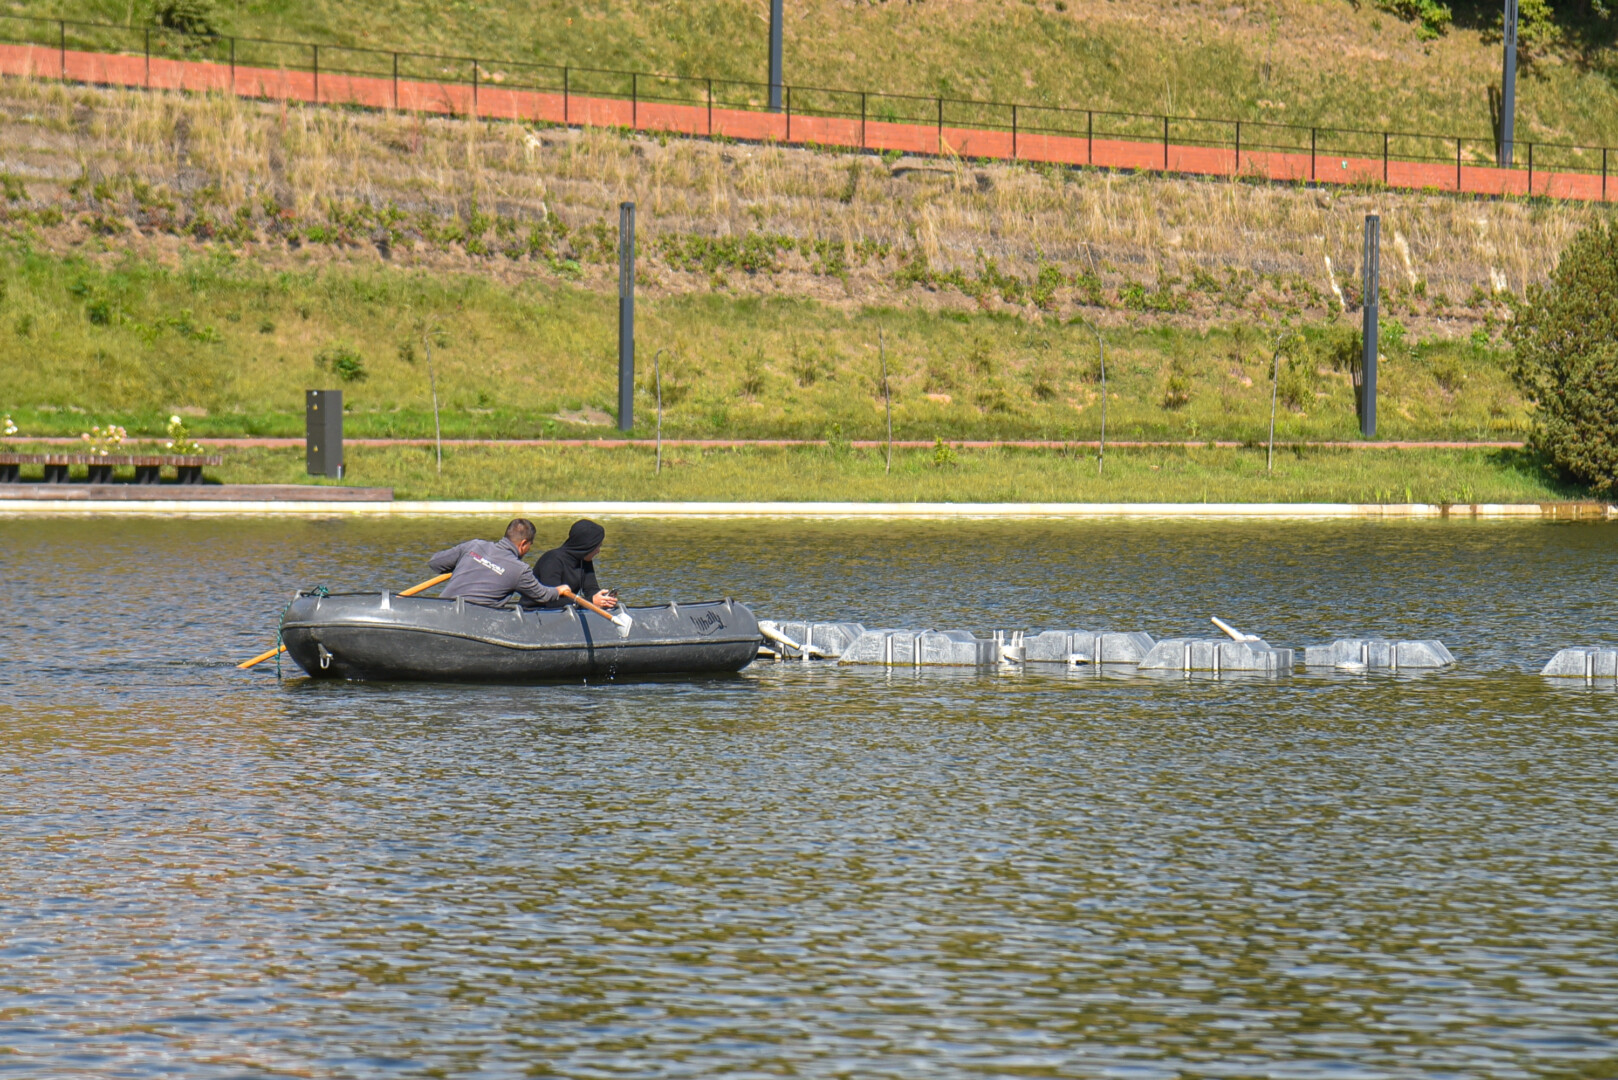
[2,516,1616,1078]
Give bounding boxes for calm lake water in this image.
[1,516,1615,1079]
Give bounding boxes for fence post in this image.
[1235,119,1241,172]
[1527,141,1534,196]
[1456,137,1462,192]
[785,83,791,142]
[707,78,712,136]
[1604,147,1608,202]
[631,71,637,129]
[937,96,943,155]
[1011,103,1018,161]
[860,91,866,150]
[312,44,318,104]
[1310,127,1316,181]
[1162,115,1168,171]
[59,20,65,79]
[392,52,398,110]
[229,36,235,95]
[1087,109,1093,165]
[471,59,478,119]
[1382,131,1388,184]
[563,65,569,125]
[144,27,150,89]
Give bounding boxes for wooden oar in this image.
[574,593,634,637]
[237,572,452,669]
[398,572,452,597]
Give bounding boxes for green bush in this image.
[1161,355,1193,409]
[1276,354,1319,411]
[1507,221,1618,493]
[152,0,220,37]
[315,345,368,383]
[1379,0,1452,39]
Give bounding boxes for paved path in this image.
[20,437,1528,451]
[0,41,1608,202]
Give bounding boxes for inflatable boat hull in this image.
[280,592,761,682]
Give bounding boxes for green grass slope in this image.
[0,243,1529,443]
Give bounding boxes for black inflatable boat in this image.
[279,591,762,682]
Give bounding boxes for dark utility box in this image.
[306,389,344,478]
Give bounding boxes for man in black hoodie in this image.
[532,519,616,610]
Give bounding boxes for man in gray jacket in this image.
[429,519,574,608]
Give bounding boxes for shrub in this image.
[1507,221,1618,492]
[153,0,220,36]
[1276,354,1319,411]
[315,345,368,383]
[1162,355,1193,409]
[1320,328,1362,373]
[739,349,767,399]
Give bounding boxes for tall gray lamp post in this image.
[768,0,783,113]
[1359,214,1380,439]
[1500,0,1518,166]
[618,201,635,432]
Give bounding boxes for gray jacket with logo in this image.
[429,537,562,607]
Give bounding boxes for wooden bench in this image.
[0,452,225,485]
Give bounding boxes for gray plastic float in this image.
[1022,629,1156,664]
[1138,637,1296,674]
[1541,647,1618,678]
[839,628,1000,667]
[1305,639,1455,670]
[758,620,865,659]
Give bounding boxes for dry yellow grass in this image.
[1,75,1608,332]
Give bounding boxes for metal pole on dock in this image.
[618,202,636,432]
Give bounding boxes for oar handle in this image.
[572,594,616,620]
[399,572,452,597]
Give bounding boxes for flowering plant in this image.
[2,413,16,438]
[80,424,127,456]
[164,414,203,456]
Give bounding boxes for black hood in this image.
[560,519,606,562]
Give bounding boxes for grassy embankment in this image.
[0,60,1606,498]
[11,0,1618,152]
[0,441,1581,504]
[0,78,1601,445]
[0,241,1537,444]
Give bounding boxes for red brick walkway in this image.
[0,42,1609,203]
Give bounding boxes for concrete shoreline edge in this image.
[1,500,1611,520]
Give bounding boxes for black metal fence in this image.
[0,12,1610,198]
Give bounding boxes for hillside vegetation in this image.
[0,75,1583,441]
[6,0,1617,148]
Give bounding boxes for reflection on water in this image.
[1,517,1616,1078]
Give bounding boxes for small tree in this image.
[1508,221,1618,493]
